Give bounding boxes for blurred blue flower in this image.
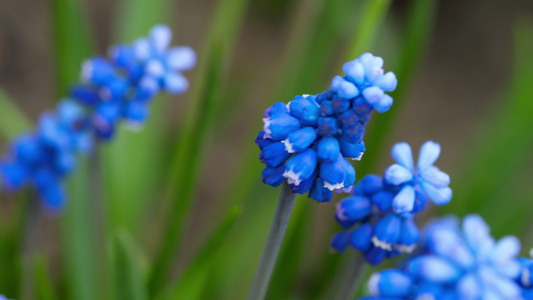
[331,141,451,265]
[363,214,522,300]
[384,141,452,214]
[0,25,195,209]
[514,250,533,299]
[257,53,397,202]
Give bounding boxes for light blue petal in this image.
[372,72,397,92]
[490,236,520,264]
[167,46,196,70]
[479,266,522,299]
[343,60,365,85]
[385,164,413,186]
[421,183,452,206]
[462,214,494,259]
[150,24,172,52]
[408,255,461,283]
[417,141,441,171]
[368,270,412,297]
[427,226,475,268]
[420,166,450,188]
[391,142,414,171]
[392,185,415,213]
[457,273,482,300]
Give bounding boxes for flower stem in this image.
[246,182,297,300]
[21,196,39,300]
[335,252,366,300]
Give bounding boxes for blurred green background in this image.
[0,0,532,299]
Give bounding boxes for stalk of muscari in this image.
[0,25,196,210]
[331,141,452,299]
[248,53,397,300]
[361,214,522,300]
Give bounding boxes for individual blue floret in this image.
[384,141,452,214]
[257,53,397,202]
[0,25,195,209]
[516,253,533,299]
[362,214,522,300]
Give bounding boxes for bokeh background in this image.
[0,0,533,299]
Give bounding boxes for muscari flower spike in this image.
[0,25,195,210]
[257,53,397,203]
[331,141,452,265]
[362,214,522,300]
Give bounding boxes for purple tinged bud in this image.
[291,171,316,195]
[264,102,288,117]
[317,117,339,136]
[336,195,372,222]
[255,131,275,150]
[288,95,313,119]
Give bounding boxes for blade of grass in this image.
[34,255,58,300]
[62,157,97,300]
[309,1,439,298]
[51,0,93,94]
[151,0,250,293]
[112,229,149,300]
[0,89,32,140]
[443,19,533,229]
[156,206,242,300]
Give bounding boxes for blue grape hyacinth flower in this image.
[257,53,397,203]
[514,250,533,299]
[363,214,522,300]
[0,25,195,209]
[331,141,452,265]
[384,141,452,214]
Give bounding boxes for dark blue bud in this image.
[371,191,394,212]
[255,131,275,150]
[395,218,420,253]
[109,45,137,72]
[339,139,365,160]
[365,246,388,266]
[102,78,129,100]
[260,142,292,168]
[340,125,364,144]
[300,104,320,126]
[340,110,360,128]
[309,177,332,202]
[291,171,316,194]
[351,223,373,251]
[262,165,285,187]
[283,127,317,153]
[320,101,334,116]
[331,97,350,113]
[317,137,340,162]
[360,174,383,196]
[331,231,351,253]
[412,188,427,213]
[317,117,339,136]
[34,169,64,211]
[263,112,300,141]
[342,158,356,188]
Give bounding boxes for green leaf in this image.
[62,157,98,300]
[158,206,242,300]
[34,255,58,300]
[150,0,250,293]
[51,0,93,94]
[112,229,149,300]
[0,89,32,141]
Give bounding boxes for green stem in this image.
[335,253,366,300]
[246,182,297,300]
[21,197,39,300]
